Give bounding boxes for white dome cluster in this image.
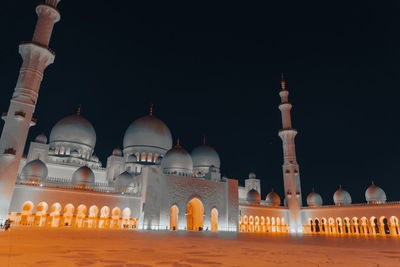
[265,189,281,206]
[333,186,352,205]
[162,141,193,177]
[123,115,172,163]
[35,134,47,144]
[50,114,96,149]
[246,189,261,205]
[365,181,386,204]
[306,188,323,207]
[191,144,220,169]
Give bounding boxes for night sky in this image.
[1,0,399,204]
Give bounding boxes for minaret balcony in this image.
[20,41,55,56]
[14,111,26,121]
[30,117,37,127]
[4,148,16,156]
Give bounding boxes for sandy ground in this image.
[0,228,399,267]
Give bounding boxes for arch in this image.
[22,201,34,214]
[321,218,327,233]
[63,203,75,227]
[75,204,87,228]
[328,217,335,234]
[211,208,218,232]
[141,152,146,162]
[186,198,204,231]
[20,201,34,226]
[153,154,159,163]
[36,202,48,216]
[336,217,343,234]
[380,216,390,235]
[351,217,360,234]
[243,215,248,224]
[35,201,48,227]
[314,218,320,233]
[50,203,62,227]
[170,205,179,230]
[260,216,265,226]
[344,217,351,234]
[360,217,369,235]
[88,205,99,228]
[111,207,121,228]
[135,152,140,161]
[99,206,110,229]
[308,218,314,233]
[122,207,131,229]
[147,153,152,162]
[370,216,379,235]
[390,216,399,236]
[271,217,276,232]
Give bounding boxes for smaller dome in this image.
[265,189,281,206]
[249,172,256,179]
[50,114,96,148]
[35,134,47,144]
[21,159,48,181]
[162,141,193,176]
[307,189,323,207]
[191,144,220,169]
[333,186,352,205]
[246,189,261,205]
[126,154,137,163]
[365,181,386,203]
[115,171,134,192]
[113,147,122,156]
[71,166,95,186]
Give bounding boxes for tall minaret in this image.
[0,0,61,222]
[278,74,303,232]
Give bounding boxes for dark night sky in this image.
[1,0,399,204]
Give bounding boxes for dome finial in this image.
[372,180,375,185]
[149,104,154,116]
[281,72,286,90]
[271,187,274,192]
[312,187,315,192]
[203,135,206,145]
[339,184,342,189]
[176,138,181,147]
[77,104,82,116]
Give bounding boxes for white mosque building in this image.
[0,0,399,237]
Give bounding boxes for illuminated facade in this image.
[1,0,400,237]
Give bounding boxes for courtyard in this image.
[0,228,399,266]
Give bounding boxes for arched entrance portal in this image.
[187,198,204,231]
[170,205,179,230]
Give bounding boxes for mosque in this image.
[0,0,399,237]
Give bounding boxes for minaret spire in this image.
[77,104,81,116]
[149,104,153,116]
[278,75,303,233]
[0,0,61,222]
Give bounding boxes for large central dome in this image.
[49,114,96,148]
[123,115,172,151]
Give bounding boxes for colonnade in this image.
[306,216,400,237]
[239,215,289,233]
[8,201,137,230]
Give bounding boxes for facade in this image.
[0,0,399,237]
